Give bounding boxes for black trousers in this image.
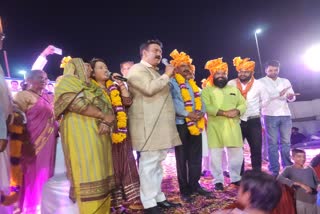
[175,123,202,195]
[241,117,262,171]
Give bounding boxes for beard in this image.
[214,77,228,88]
[239,75,252,83]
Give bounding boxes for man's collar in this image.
[140,60,159,71]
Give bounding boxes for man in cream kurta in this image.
[127,40,181,213]
[201,58,246,191]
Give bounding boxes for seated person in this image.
[291,127,306,146]
[215,170,282,214]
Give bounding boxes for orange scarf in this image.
[236,77,254,99]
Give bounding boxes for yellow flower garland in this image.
[105,80,128,144]
[91,79,127,143]
[1,112,25,206]
[175,73,205,135]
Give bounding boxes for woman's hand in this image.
[98,123,111,135]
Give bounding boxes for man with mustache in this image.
[127,40,181,214]
[228,57,269,172]
[169,49,211,202]
[202,58,246,191]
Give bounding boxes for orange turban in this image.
[170,49,195,72]
[203,58,228,87]
[233,57,255,72]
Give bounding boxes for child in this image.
[277,149,320,214]
[215,170,282,214]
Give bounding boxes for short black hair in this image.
[139,39,163,57]
[264,60,280,69]
[292,127,299,131]
[241,170,282,212]
[120,61,134,69]
[90,58,107,70]
[292,148,306,156]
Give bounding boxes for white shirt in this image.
[258,76,296,116]
[228,79,268,121]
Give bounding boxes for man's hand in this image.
[187,112,200,121]
[280,86,291,97]
[40,45,55,57]
[164,65,175,78]
[224,109,240,118]
[286,93,295,100]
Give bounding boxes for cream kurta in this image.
[201,85,246,148]
[127,62,181,151]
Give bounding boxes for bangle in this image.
[101,120,113,127]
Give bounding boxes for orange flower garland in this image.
[91,79,127,143]
[0,112,26,206]
[175,73,205,135]
[105,79,127,144]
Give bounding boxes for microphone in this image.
[113,75,127,82]
[161,58,169,66]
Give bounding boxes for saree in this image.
[54,58,115,214]
[16,91,58,214]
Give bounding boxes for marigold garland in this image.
[175,73,205,135]
[91,79,128,143]
[105,79,128,144]
[1,112,25,206]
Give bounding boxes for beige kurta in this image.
[127,63,181,151]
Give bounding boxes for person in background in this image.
[278,149,320,214]
[291,127,307,146]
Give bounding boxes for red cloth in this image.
[271,184,296,214]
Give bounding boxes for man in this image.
[228,57,268,171]
[10,80,19,92]
[169,49,211,202]
[120,61,134,77]
[259,60,295,177]
[127,40,181,213]
[202,58,246,191]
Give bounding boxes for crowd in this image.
[0,40,319,214]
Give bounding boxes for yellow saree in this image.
[54,58,115,214]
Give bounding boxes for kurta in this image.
[127,62,181,151]
[201,85,246,148]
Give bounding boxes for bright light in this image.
[18,70,27,79]
[255,28,262,34]
[304,44,320,72]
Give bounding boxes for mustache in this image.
[155,56,161,59]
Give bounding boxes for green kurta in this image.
[201,85,246,148]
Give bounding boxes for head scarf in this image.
[233,57,255,72]
[170,49,195,72]
[203,58,228,86]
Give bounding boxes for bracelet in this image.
[101,120,113,127]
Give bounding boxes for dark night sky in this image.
[1,0,320,100]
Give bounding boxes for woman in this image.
[13,69,59,213]
[90,58,140,213]
[54,58,115,214]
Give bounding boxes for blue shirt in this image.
[169,78,205,124]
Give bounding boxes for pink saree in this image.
[20,93,58,214]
